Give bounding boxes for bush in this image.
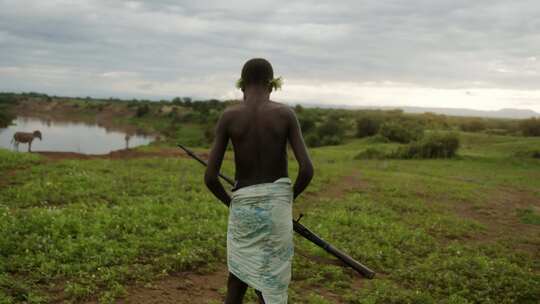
[460,120,486,132]
[379,121,424,143]
[0,108,14,128]
[304,116,346,147]
[136,104,150,117]
[305,133,322,147]
[354,147,388,160]
[365,134,390,143]
[484,129,510,136]
[0,94,17,128]
[317,117,345,139]
[320,135,343,146]
[519,117,540,137]
[392,132,460,159]
[514,149,540,159]
[298,114,316,134]
[204,124,215,143]
[356,116,381,138]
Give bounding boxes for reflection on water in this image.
[0,116,154,154]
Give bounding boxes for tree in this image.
[172,97,183,105]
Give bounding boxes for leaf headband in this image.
[236,76,283,91]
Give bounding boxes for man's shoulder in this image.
[220,103,244,119]
[221,101,295,120]
[223,103,244,112]
[268,101,294,114]
[269,101,297,122]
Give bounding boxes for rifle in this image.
[178,144,376,279]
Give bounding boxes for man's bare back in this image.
[205,91,313,203]
[224,100,291,189]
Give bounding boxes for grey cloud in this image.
[0,0,539,102]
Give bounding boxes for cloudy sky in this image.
[1,0,539,111]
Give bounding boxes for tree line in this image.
[1,92,539,146]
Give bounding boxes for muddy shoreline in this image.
[33,147,207,160]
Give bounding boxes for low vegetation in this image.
[1,131,539,303]
[391,132,460,159]
[356,132,460,160]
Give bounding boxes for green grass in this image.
[517,208,540,225]
[0,149,41,172]
[1,131,539,303]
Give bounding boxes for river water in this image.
[0,116,154,154]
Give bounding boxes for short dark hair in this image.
[241,58,274,87]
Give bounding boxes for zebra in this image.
[11,130,42,152]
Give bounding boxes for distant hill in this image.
[293,103,540,119]
[394,107,540,119]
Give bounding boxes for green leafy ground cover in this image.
[1,132,539,303]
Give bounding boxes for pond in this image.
[0,116,155,154]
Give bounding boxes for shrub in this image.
[365,134,390,143]
[519,117,540,137]
[136,104,150,117]
[514,149,540,159]
[393,132,460,159]
[484,129,510,136]
[354,147,388,160]
[304,116,346,147]
[0,94,17,128]
[379,121,424,143]
[356,116,381,138]
[298,114,316,134]
[204,124,215,143]
[320,135,342,146]
[0,108,14,128]
[305,133,322,147]
[460,120,486,132]
[317,117,345,139]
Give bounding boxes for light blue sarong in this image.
[227,177,294,304]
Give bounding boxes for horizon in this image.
[1,1,539,112]
[5,90,540,120]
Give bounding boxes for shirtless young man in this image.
[204,58,314,304]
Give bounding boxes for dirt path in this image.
[85,267,229,304]
[452,188,540,255]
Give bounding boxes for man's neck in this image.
[243,85,270,106]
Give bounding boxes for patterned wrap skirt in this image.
[227,177,294,304]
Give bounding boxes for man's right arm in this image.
[204,111,232,206]
[286,107,314,199]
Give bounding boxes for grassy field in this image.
[1,132,539,303]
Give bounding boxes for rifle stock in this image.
[178,144,375,279]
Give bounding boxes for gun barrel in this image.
[177,144,375,279]
[293,221,375,279]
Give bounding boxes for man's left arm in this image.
[204,112,232,206]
